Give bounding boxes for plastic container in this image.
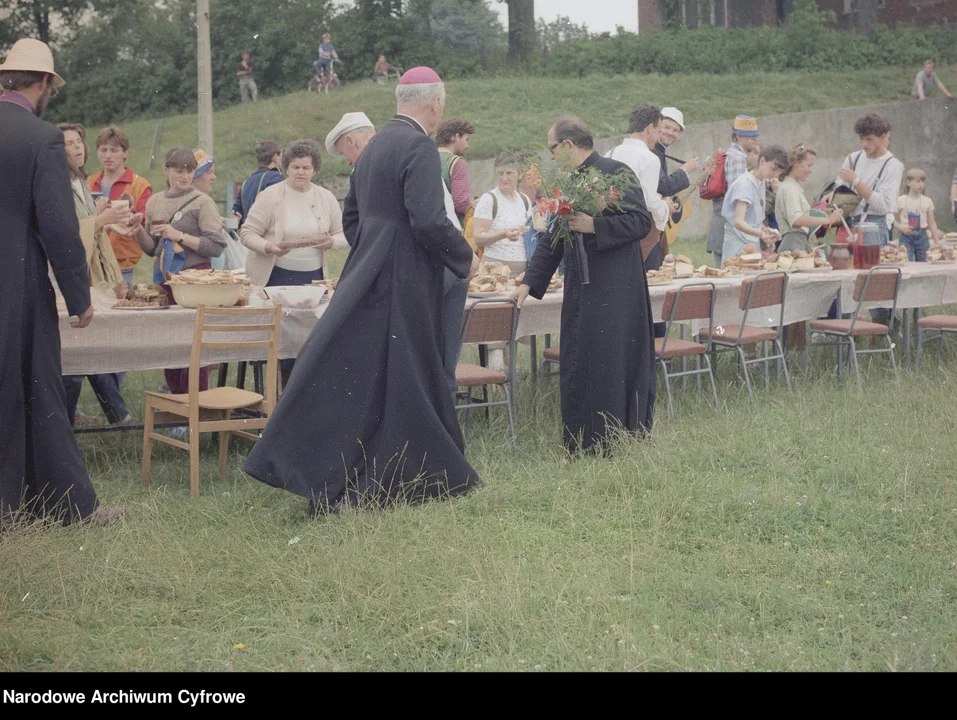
[853,222,881,270]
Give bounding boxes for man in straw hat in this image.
[0,38,125,526]
[245,67,481,515]
[325,111,375,168]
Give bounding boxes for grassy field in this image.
[89,65,929,208]
[4,239,957,672]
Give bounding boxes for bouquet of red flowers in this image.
[525,163,636,284]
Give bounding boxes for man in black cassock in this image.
[515,116,656,454]
[244,67,481,514]
[0,39,123,526]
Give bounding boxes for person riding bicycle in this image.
[313,33,340,82]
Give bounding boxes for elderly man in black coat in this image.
[244,67,481,514]
[0,39,123,526]
[514,116,656,454]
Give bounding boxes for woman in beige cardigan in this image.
[240,138,347,288]
[57,122,133,427]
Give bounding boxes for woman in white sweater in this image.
[241,139,347,288]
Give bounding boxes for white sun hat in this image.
[660,107,685,130]
[325,112,375,156]
[0,38,65,87]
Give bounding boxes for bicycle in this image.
[308,59,342,93]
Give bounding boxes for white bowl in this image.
[170,283,244,309]
[263,285,327,309]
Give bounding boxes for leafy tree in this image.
[498,0,536,63]
[538,15,590,60]
[0,0,120,49]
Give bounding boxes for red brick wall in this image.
[815,0,954,29]
[727,0,779,27]
[638,0,659,32]
[639,0,954,31]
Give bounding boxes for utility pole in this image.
[197,0,214,154]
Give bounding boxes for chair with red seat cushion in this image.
[807,266,901,391]
[455,299,519,450]
[916,314,957,371]
[657,283,719,418]
[695,271,791,399]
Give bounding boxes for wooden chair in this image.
[455,299,519,450]
[657,283,719,418]
[142,305,282,496]
[697,271,792,398]
[808,267,901,391]
[916,314,957,371]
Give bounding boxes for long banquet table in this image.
[60,263,957,376]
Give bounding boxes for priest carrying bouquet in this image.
[513,116,656,454]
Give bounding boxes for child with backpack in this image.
[894,168,943,262]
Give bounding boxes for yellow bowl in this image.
[169,283,243,309]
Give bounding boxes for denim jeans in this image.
[899,229,930,262]
[442,269,469,397]
[63,374,130,424]
[267,266,324,374]
[121,268,134,285]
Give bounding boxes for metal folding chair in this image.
[455,299,520,450]
[656,283,719,418]
[916,314,957,371]
[808,267,901,391]
[697,271,792,398]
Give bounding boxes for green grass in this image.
[4,244,957,671]
[102,65,927,206]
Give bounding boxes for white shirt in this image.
[474,187,530,262]
[605,137,669,230]
[443,183,461,231]
[837,150,905,218]
[276,186,322,272]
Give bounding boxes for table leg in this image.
[530,335,538,387]
[903,308,911,370]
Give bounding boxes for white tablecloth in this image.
[59,264,957,375]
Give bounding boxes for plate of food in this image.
[468,261,513,295]
[113,283,170,309]
[468,290,510,298]
[646,269,676,286]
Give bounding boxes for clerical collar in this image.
[395,114,428,135]
[0,90,37,115]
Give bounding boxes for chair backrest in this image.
[461,299,519,345]
[661,284,715,323]
[852,268,901,303]
[189,304,283,413]
[739,271,787,311]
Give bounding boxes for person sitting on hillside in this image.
[87,125,153,285]
[912,59,952,101]
[373,55,402,83]
[232,139,284,224]
[706,115,760,267]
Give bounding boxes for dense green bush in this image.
[548,24,957,79]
